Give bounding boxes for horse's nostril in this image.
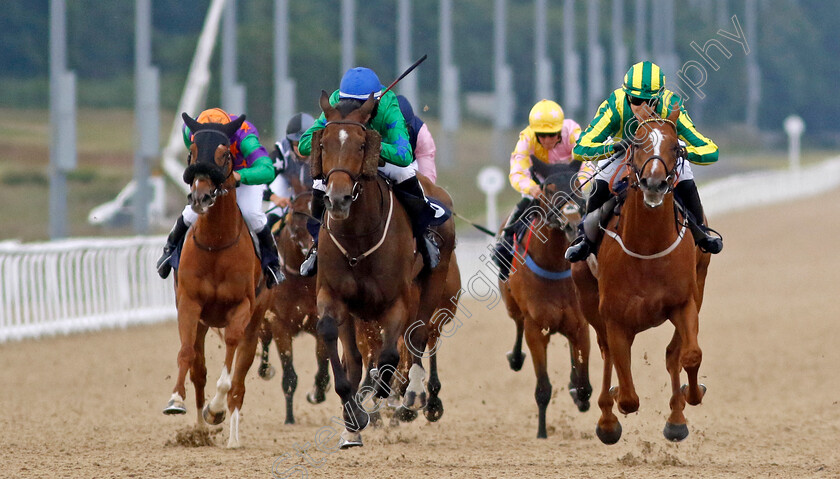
[658,180,668,191]
[640,178,649,188]
[343,195,352,204]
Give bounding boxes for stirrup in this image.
[264,265,285,288]
[565,236,592,262]
[156,247,175,279]
[420,232,440,270]
[300,248,317,277]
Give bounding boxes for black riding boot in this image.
[674,180,723,254]
[156,215,189,279]
[565,179,612,262]
[492,197,533,281]
[393,176,440,270]
[256,224,286,288]
[300,189,325,277]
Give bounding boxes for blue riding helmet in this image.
[339,67,384,100]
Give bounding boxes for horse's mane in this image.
[335,99,365,118]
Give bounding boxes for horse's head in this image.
[310,91,381,220]
[286,191,315,256]
[182,112,245,214]
[531,158,584,240]
[628,103,681,208]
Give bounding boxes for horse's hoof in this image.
[395,406,419,423]
[424,396,444,422]
[338,430,363,449]
[306,390,326,405]
[506,350,526,371]
[202,405,226,425]
[663,422,689,442]
[163,399,187,415]
[569,385,592,412]
[403,391,426,410]
[681,383,707,405]
[258,364,276,381]
[596,422,622,445]
[284,417,295,425]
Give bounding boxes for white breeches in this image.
[595,155,694,186]
[312,161,418,192]
[182,183,267,231]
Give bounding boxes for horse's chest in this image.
[600,262,692,323]
[329,274,401,311]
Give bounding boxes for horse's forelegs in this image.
[671,300,705,406]
[317,314,369,433]
[273,330,297,424]
[595,333,622,445]
[506,316,527,371]
[307,337,330,405]
[605,321,639,415]
[400,317,427,410]
[566,314,592,413]
[164,302,201,416]
[524,320,552,439]
[664,330,690,441]
[257,323,275,380]
[423,336,444,422]
[225,318,260,449]
[188,322,209,426]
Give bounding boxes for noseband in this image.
[322,120,369,202]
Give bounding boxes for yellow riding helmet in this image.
[528,100,565,133]
[196,107,231,124]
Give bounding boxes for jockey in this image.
[565,61,723,262]
[156,107,285,288]
[492,99,584,281]
[397,94,437,184]
[264,112,315,229]
[297,66,440,277]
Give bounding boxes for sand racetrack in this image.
[2,189,839,479]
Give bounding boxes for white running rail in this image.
[0,236,174,343]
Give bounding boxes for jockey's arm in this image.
[573,96,622,163]
[237,134,275,185]
[375,92,414,167]
[415,123,438,183]
[297,116,326,157]
[509,133,540,196]
[675,106,719,165]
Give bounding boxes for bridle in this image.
[626,118,680,192]
[189,129,235,207]
[321,120,369,202]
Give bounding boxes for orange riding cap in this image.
[197,108,231,124]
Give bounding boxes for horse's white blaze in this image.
[406,363,425,395]
[339,129,348,147]
[648,129,664,174]
[208,366,231,413]
[227,407,241,448]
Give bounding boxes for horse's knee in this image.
[316,316,339,342]
[282,366,298,396]
[681,348,702,369]
[535,379,552,408]
[177,346,196,365]
[378,348,400,370]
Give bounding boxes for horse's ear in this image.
[361,129,382,178]
[358,93,376,123]
[319,90,334,118]
[222,115,246,139]
[666,101,680,125]
[182,112,201,134]
[309,129,324,179]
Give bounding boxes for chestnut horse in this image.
[499,161,592,438]
[256,186,329,425]
[310,91,456,448]
[162,113,272,448]
[572,104,711,444]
